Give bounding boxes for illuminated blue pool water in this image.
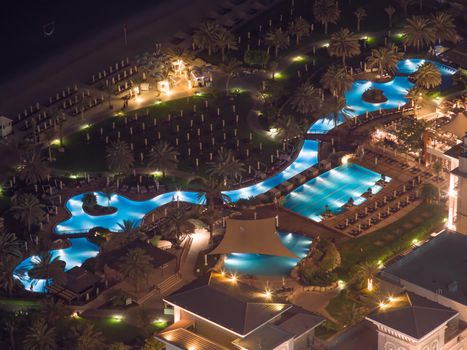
[13,238,100,293]
[308,58,456,134]
[15,58,450,291]
[224,140,319,202]
[14,141,318,291]
[223,232,312,276]
[283,163,386,221]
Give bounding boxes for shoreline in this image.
[0,0,215,116]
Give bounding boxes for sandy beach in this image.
[0,0,216,116]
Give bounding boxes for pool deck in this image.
[321,144,449,236]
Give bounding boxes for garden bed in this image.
[83,204,117,216]
[362,88,388,103]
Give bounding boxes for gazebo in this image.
[0,116,12,138]
[210,217,297,258]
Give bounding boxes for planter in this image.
[362,88,388,104]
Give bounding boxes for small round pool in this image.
[223,232,312,276]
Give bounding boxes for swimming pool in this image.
[15,139,317,291]
[223,140,319,202]
[283,163,386,221]
[13,238,100,293]
[308,58,456,134]
[223,232,312,276]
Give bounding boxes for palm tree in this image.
[148,141,179,177]
[193,21,220,56]
[10,193,45,234]
[385,5,396,28]
[413,62,442,89]
[23,319,57,350]
[431,12,458,44]
[321,65,354,97]
[101,187,113,206]
[288,17,310,45]
[274,114,303,148]
[329,28,360,67]
[118,247,153,291]
[116,219,139,246]
[28,252,66,289]
[18,153,50,185]
[0,256,21,296]
[219,58,242,94]
[313,0,341,34]
[320,96,351,127]
[82,193,97,208]
[189,177,230,210]
[0,230,22,258]
[354,8,367,32]
[290,81,321,115]
[166,208,195,247]
[207,149,245,185]
[403,16,435,51]
[356,261,379,291]
[71,323,106,350]
[106,140,134,175]
[214,28,237,62]
[265,28,289,57]
[406,86,426,115]
[366,45,403,75]
[40,298,71,325]
[395,0,411,18]
[165,46,195,66]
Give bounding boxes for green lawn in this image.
[52,92,283,175]
[0,298,41,312]
[337,203,446,278]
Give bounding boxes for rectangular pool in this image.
[283,163,386,221]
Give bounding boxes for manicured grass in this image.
[73,317,147,344]
[52,92,282,174]
[0,298,41,311]
[338,203,446,278]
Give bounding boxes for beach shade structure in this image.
[209,218,298,258]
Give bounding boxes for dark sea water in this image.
[0,0,164,81]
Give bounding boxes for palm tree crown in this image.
[214,28,237,62]
[71,323,106,350]
[431,12,457,44]
[10,193,45,233]
[0,230,22,258]
[119,247,153,291]
[18,153,50,185]
[193,21,221,56]
[106,140,134,175]
[265,29,289,57]
[403,16,435,51]
[321,65,354,97]
[288,17,310,45]
[274,115,303,146]
[167,208,195,246]
[366,45,403,75]
[23,319,57,350]
[207,149,245,185]
[413,62,442,89]
[313,0,341,34]
[148,141,179,177]
[329,28,360,67]
[290,81,321,115]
